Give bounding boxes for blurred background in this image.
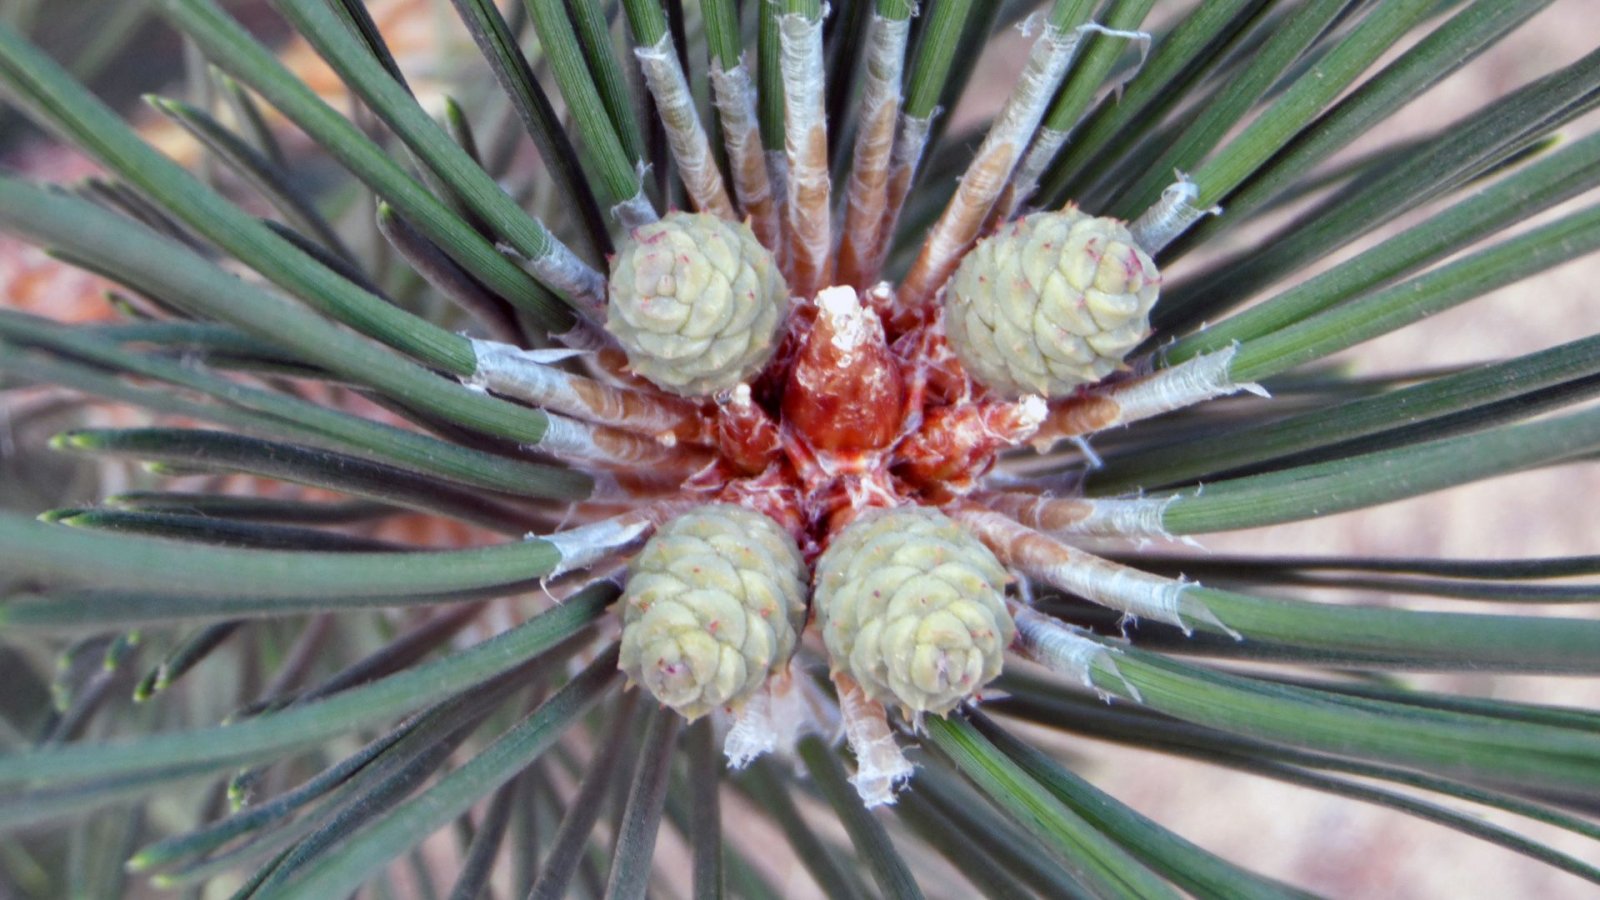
[2,1,1597,896]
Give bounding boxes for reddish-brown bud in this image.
[782,286,903,455]
[896,397,1047,495]
[715,384,783,475]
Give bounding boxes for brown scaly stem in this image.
[715,466,808,544]
[887,322,940,443]
[815,472,903,540]
[895,318,975,409]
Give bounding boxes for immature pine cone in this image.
[607,211,788,396]
[814,507,1015,716]
[619,504,807,720]
[943,208,1160,398]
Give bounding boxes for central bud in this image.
[782,285,904,459]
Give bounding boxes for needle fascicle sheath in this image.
[1010,603,1143,702]
[725,667,809,768]
[836,7,914,289]
[538,414,717,473]
[1032,345,1267,450]
[778,2,832,296]
[998,24,1152,221]
[542,514,657,581]
[710,60,781,252]
[1130,172,1222,255]
[469,339,712,447]
[955,505,1239,638]
[631,28,736,219]
[895,17,1089,325]
[834,672,915,808]
[974,490,1176,540]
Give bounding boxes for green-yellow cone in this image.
[814,507,1015,716]
[618,504,807,720]
[943,208,1160,398]
[606,211,788,396]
